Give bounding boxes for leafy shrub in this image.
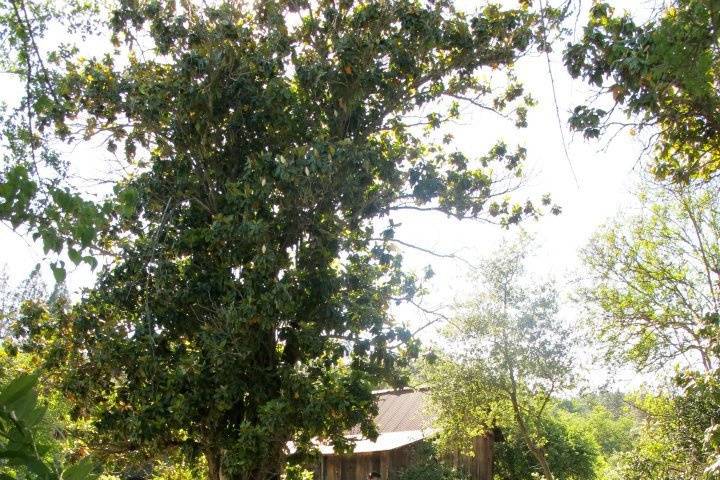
[283,465,314,480]
[0,372,97,479]
[493,412,599,480]
[397,443,470,480]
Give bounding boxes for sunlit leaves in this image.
[0,372,97,479]
[581,181,720,372]
[582,181,720,478]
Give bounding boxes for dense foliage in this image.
[3,0,720,479]
[492,411,598,480]
[557,394,636,463]
[0,371,96,480]
[396,443,470,480]
[599,391,708,480]
[0,268,98,479]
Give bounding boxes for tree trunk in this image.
[205,446,284,480]
[511,409,553,480]
[507,378,554,480]
[515,417,553,479]
[205,448,222,480]
[475,432,494,480]
[530,445,554,480]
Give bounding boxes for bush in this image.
[493,412,599,480]
[284,465,314,480]
[397,443,470,480]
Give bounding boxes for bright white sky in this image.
[0,1,659,389]
[388,46,648,389]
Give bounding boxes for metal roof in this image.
[349,388,432,435]
[324,388,435,455]
[316,429,435,455]
[287,388,435,456]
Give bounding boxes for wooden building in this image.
[311,389,494,480]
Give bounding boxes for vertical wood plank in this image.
[471,434,494,480]
[331,457,341,480]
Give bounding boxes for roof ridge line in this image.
[371,385,430,394]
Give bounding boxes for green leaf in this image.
[22,405,47,429]
[0,373,38,406]
[0,450,52,478]
[62,457,95,480]
[68,247,82,265]
[82,256,98,270]
[50,262,66,283]
[7,389,38,424]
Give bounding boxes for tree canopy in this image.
[565,0,720,183]
[8,1,720,479]
[582,179,720,478]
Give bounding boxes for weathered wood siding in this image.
[445,433,495,480]
[319,446,413,480]
[316,434,493,480]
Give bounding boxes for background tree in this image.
[426,239,581,480]
[553,393,639,479]
[0,277,95,480]
[564,0,720,183]
[0,266,13,339]
[5,1,564,479]
[581,180,720,373]
[396,443,470,480]
[557,394,636,462]
[601,389,715,480]
[0,264,46,339]
[492,411,598,480]
[582,179,720,477]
